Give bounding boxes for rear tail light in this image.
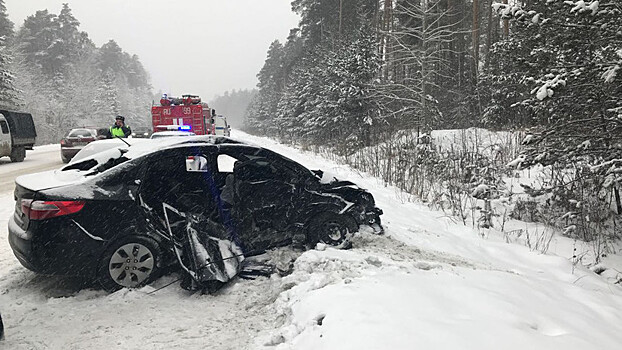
[60,139,72,147]
[21,199,86,220]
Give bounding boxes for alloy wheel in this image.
[108,243,155,288]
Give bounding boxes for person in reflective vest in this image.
[108,115,131,138]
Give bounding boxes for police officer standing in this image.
[108,115,131,138]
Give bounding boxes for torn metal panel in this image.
[163,203,244,290]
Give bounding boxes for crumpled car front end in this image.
[318,179,384,234]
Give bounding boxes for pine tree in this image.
[0,36,19,108]
[56,3,91,69]
[97,40,126,74]
[0,0,13,39]
[245,40,285,135]
[17,10,63,76]
[485,0,622,163]
[0,1,17,108]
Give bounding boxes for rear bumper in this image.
[8,215,43,273]
[60,148,81,159]
[8,215,100,276]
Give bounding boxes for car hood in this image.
[310,169,374,206]
[318,179,374,205]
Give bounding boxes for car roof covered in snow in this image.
[65,135,246,170]
[69,138,150,164]
[16,136,248,192]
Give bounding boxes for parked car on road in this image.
[9,136,383,291]
[60,128,105,163]
[130,127,151,138]
[150,131,196,139]
[213,115,230,136]
[0,110,36,163]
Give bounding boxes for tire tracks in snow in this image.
[350,232,478,270]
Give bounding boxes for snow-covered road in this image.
[1,131,622,350]
[0,145,64,195]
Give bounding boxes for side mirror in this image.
[186,155,209,172]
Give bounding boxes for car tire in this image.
[61,154,70,163]
[97,236,163,291]
[9,147,25,162]
[307,212,358,247]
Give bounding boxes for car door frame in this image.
[215,145,308,248]
[135,146,221,227]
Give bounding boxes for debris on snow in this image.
[365,256,383,267]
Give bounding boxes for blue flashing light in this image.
[178,125,191,131]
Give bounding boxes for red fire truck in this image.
[151,94,216,135]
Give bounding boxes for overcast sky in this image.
[5,0,300,101]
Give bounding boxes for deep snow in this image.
[1,130,621,349]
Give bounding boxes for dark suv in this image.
[9,137,382,290]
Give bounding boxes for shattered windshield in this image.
[61,147,130,176]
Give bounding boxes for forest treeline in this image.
[248,0,621,152]
[247,0,622,246]
[210,89,256,129]
[0,1,152,144]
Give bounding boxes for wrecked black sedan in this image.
[8,136,383,291]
